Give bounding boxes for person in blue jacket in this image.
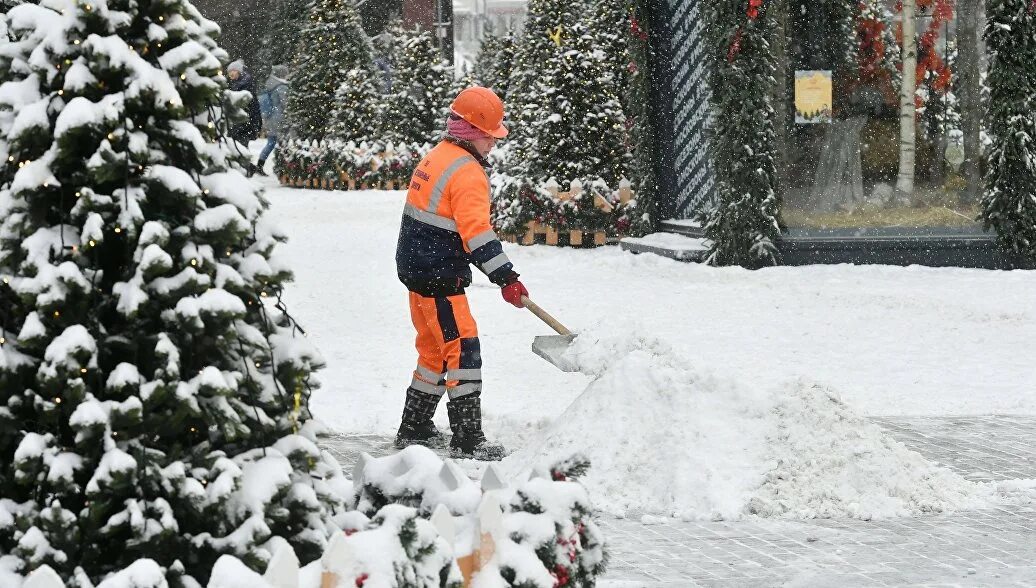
[253,64,290,176]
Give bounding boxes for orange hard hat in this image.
[451,86,508,139]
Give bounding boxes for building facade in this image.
[452,0,526,70]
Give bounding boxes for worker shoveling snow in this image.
[501,329,1022,521]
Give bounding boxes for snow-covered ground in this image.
[262,182,1036,518]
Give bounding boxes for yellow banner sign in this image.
[795,70,833,124]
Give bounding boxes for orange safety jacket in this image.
[396,138,518,297]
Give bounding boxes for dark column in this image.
[643,0,679,222]
[436,0,455,64]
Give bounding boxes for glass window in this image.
[777,1,982,235]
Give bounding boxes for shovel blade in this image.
[531,334,579,372]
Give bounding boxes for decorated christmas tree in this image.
[0,0,349,582]
[284,0,372,141]
[503,0,580,183]
[379,23,453,146]
[981,0,1036,256]
[588,0,657,234]
[505,0,629,186]
[472,27,517,102]
[256,0,311,82]
[330,67,383,143]
[491,0,650,241]
[701,0,782,267]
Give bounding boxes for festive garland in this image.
[727,0,764,62]
[491,174,642,240]
[274,139,431,188]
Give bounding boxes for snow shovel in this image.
[521,296,579,372]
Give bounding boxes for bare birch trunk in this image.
[896,0,917,199]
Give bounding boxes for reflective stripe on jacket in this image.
[396,139,516,296]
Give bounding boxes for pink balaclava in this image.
[446,115,491,142]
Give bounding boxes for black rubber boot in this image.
[447,394,506,461]
[394,388,445,449]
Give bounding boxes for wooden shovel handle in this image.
[520,296,572,336]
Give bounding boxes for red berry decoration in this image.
[355,573,369,587]
[552,564,570,587]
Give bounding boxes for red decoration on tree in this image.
[552,564,570,587]
[629,16,648,41]
[729,0,764,61]
[355,573,369,587]
[727,28,744,63]
[747,0,763,20]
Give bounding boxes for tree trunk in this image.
[956,0,983,204]
[895,0,917,199]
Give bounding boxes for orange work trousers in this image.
[408,291,482,400]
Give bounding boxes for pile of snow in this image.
[502,329,988,521]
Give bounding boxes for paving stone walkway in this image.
[321,416,1036,587]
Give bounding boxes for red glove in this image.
[501,281,529,308]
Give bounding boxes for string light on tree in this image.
[284,0,371,141]
[0,0,340,578]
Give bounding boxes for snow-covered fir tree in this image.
[329,505,464,588]
[330,67,382,143]
[586,0,656,234]
[568,4,631,187]
[981,0,1036,256]
[0,0,349,583]
[255,0,311,83]
[702,0,782,267]
[347,447,606,587]
[504,0,582,183]
[617,0,658,233]
[490,0,651,240]
[284,0,372,141]
[472,27,517,102]
[379,23,453,146]
[505,0,629,186]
